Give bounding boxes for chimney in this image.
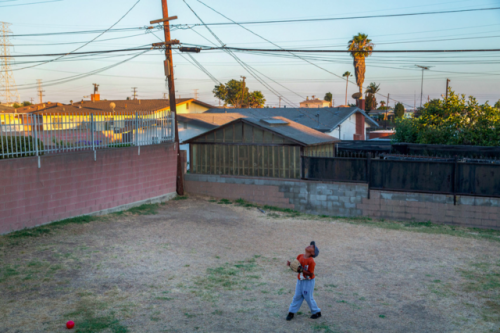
[70,100,73,105]
[306,96,309,100]
[312,95,315,99]
[138,100,141,104]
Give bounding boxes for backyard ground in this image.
[1,196,500,333]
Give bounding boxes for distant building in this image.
[299,96,331,108]
[204,107,379,141]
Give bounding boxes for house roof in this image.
[0,105,14,113]
[183,116,339,146]
[8,99,216,115]
[177,113,244,129]
[204,107,379,132]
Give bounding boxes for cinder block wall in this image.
[0,144,177,234]
[185,174,500,230]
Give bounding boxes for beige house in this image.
[299,96,331,108]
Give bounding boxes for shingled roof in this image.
[177,113,245,129]
[183,116,339,146]
[204,107,379,132]
[5,99,216,115]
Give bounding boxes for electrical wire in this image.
[7,50,150,91]
[208,47,500,53]
[182,0,298,107]
[8,0,142,72]
[0,0,62,8]
[9,27,147,37]
[11,33,148,47]
[195,0,414,108]
[181,7,500,26]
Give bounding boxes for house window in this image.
[186,103,190,110]
[53,117,63,129]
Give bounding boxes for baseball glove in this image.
[289,259,303,273]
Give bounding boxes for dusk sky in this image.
[3,0,500,108]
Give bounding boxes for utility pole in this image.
[445,78,450,100]
[415,65,431,108]
[386,93,389,125]
[279,96,281,108]
[30,97,34,104]
[240,76,246,108]
[193,89,199,100]
[37,79,44,104]
[0,22,20,105]
[163,92,167,99]
[414,91,416,112]
[159,0,183,195]
[132,87,138,100]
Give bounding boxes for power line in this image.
[10,0,143,72]
[181,7,500,26]
[182,0,298,107]
[208,47,500,53]
[8,50,150,91]
[196,0,307,99]
[11,33,148,47]
[9,27,146,37]
[0,0,62,8]
[3,46,152,57]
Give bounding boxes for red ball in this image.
[66,321,75,329]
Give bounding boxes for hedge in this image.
[0,135,44,159]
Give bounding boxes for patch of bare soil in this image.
[0,196,499,333]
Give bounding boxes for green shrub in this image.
[0,135,44,159]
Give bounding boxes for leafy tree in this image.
[12,103,21,108]
[348,33,374,99]
[213,79,266,108]
[494,99,500,109]
[394,103,405,118]
[365,94,377,112]
[393,89,500,146]
[324,92,332,102]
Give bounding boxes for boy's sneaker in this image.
[286,312,295,321]
[310,312,322,319]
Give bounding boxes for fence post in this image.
[33,115,39,157]
[301,156,305,179]
[453,157,458,205]
[135,112,140,155]
[366,153,371,199]
[91,113,95,151]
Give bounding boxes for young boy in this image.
[286,241,321,321]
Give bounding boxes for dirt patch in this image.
[0,196,499,332]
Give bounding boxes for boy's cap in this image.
[310,241,319,258]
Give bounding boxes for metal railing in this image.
[0,110,174,159]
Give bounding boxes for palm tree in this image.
[348,33,374,100]
[342,71,352,105]
[366,82,380,95]
[365,82,380,111]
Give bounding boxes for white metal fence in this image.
[0,110,174,159]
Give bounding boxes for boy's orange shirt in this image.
[296,254,315,280]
